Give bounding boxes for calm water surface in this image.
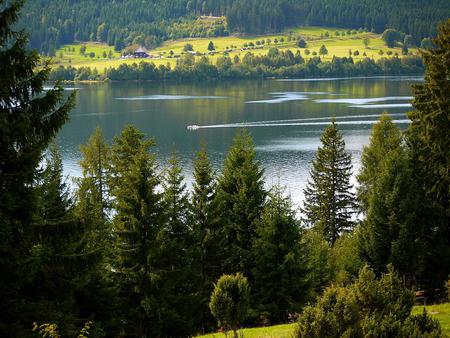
[56,76,422,207]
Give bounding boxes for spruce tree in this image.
[158,151,195,336]
[251,185,308,323]
[215,129,266,277]
[357,113,402,213]
[32,145,95,335]
[75,127,116,335]
[0,1,74,334]
[191,144,222,331]
[301,120,355,245]
[359,147,424,283]
[406,19,450,289]
[109,126,163,337]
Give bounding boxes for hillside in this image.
[20,0,450,54]
[50,27,418,73]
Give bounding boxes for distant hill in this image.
[20,0,450,54]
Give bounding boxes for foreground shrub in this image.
[210,273,250,338]
[296,265,442,338]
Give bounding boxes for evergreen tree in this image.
[158,151,195,336]
[208,40,215,51]
[357,113,402,213]
[319,44,328,55]
[0,1,74,335]
[109,126,163,337]
[76,126,111,249]
[407,19,450,289]
[301,120,355,245]
[359,146,424,284]
[215,129,266,277]
[32,145,95,335]
[190,144,222,331]
[75,127,116,335]
[251,185,308,323]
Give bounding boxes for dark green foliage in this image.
[207,40,215,51]
[190,145,223,331]
[382,28,402,47]
[357,113,402,213]
[109,126,164,337]
[359,146,424,283]
[215,130,266,277]
[329,231,363,284]
[420,37,434,49]
[406,19,450,290]
[302,230,333,296]
[297,38,307,48]
[30,145,95,335]
[0,0,75,335]
[251,186,308,323]
[209,273,250,338]
[50,51,424,82]
[184,43,194,51]
[76,127,111,246]
[158,151,196,336]
[319,44,328,55]
[301,120,356,245]
[296,265,442,338]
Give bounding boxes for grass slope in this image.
[50,26,418,73]
[196,303,450,338]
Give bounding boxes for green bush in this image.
[296,265,442,338]
[209,273,250,338]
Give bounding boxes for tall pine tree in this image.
[0,1,74,335]
[190,144,222,332]
[75,127,116,335]
[357,113,402,213]
[158,151,196,336]
[31,144,96,335]
[301,120,355,245]
[359,146,424,284]
[215,129,266,277]
[251,185,308,323]
[109,126,163,337]
[406,19,450,289]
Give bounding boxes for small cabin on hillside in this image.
[134,47,149,58]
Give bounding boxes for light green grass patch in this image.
[196,303,450,338]
[195,323,296,338]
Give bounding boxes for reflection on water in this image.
[57,77,420,207]
[116,94,227,101]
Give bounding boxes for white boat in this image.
[187,125,199,130]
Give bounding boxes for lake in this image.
[56,76,421,208]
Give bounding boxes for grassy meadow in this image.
[49,26,418,73]
[195,303,450,338]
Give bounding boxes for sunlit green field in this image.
[412,303,450,333]
[195,303,450,338]
[50,26,418,73]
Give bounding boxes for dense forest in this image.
[19,0,450,54]
[1,1,449,337]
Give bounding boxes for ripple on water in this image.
[115,95,227,100]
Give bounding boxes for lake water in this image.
[56,76,422,207]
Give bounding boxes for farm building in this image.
[134,47,149,58]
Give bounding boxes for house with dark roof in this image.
[134,47,149,58]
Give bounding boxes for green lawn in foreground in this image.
[196,303,450,337]
[195,323,296,338]
[50,26,418,73]
[412,302,450,333]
